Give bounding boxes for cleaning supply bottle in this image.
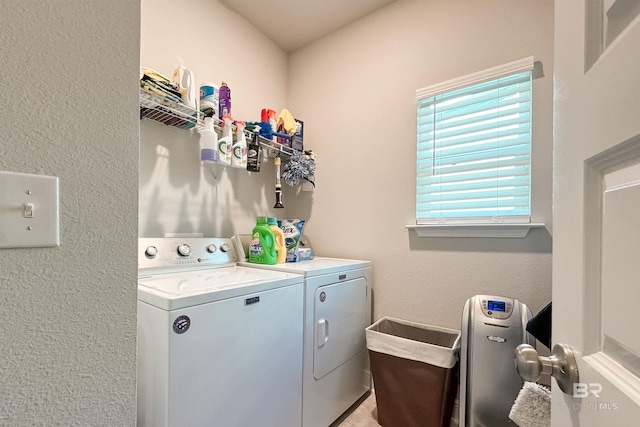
[268,109,278,142]
[249,216,277,264]
[199,82,219,120]
[172,66,196,109]
[267,217,287,263]
[219,80,231,118]
[232,121,248,169]
[218,115,233,166]
[199,115,218,164]
[247,133,262,172]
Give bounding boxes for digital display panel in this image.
[487,300,506,312]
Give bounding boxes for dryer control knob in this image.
[206,244,217,253]
[177,244,191,257]
[220,243,230,253]
[145,246,157,258]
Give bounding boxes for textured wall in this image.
[140,0,290,238]
[0,0,139,425]
[287,0,554,329]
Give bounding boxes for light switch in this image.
[0,171,60,248]
[24,203,34,218]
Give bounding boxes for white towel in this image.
[508,381,551,427]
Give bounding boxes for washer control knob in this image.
[145,246,158,258]
[177,244,191,257]
[220,243,230,253]
[206,244,217,253]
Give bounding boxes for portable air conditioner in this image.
[459,295,533,427]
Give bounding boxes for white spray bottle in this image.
[199,115,218,164]
[232,121,248,169]
[218,115,233,166]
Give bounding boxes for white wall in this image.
[140,0,291,238]
[0,0,139,424]
[287,0,555,328]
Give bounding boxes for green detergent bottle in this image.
[249,216,277,264]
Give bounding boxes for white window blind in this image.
[416,58,534,224]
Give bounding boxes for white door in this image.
[553,0,640,424]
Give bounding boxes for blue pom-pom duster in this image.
[282,151,316,187]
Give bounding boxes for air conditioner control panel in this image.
[479,296,514,320]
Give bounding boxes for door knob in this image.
[515,343,579,395]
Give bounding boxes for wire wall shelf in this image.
[139,88,203,131]
[139,88,297,158]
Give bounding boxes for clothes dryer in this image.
[239,256,372,427]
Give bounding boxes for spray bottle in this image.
[199,114,218,164]
[218,115,233,166]
[232,121,248,169]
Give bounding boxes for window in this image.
[415,57,534,225]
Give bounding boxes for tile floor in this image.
[331,390,459,427]
[332,391,380,427]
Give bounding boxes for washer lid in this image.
[238,257,371,277]
[138,266,303,310]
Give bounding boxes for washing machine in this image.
[238,247,372,427]
[137,237,305,427]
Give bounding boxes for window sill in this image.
[406,223,546,238]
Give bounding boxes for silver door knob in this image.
[515,343,579,395]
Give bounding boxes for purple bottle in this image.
[218,80,231,118]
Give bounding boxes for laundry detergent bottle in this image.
[267,217,286,263]
[249,216,277,264]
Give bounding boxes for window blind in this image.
[416,62,533,224]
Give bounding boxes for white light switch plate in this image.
[0,171,60,248]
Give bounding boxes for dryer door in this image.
[313,277,368,380]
